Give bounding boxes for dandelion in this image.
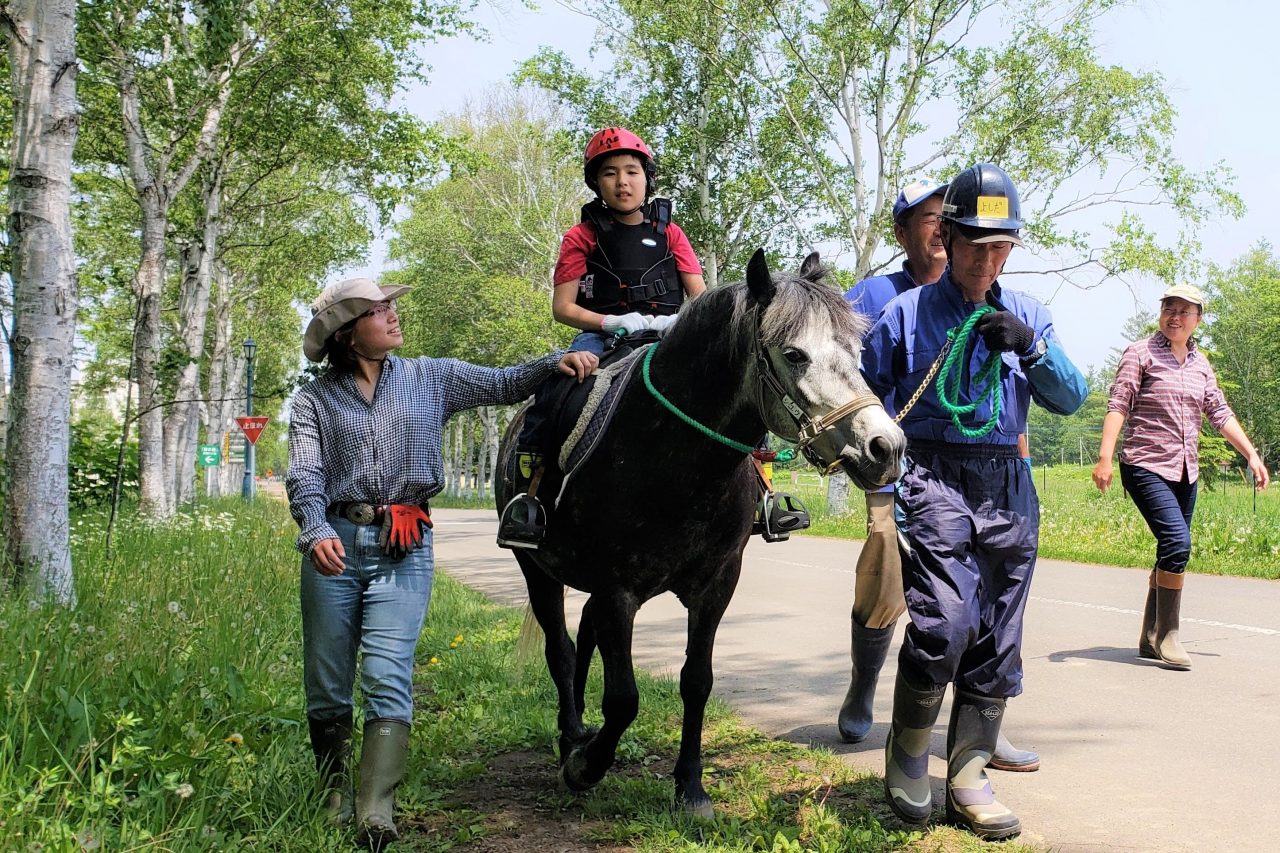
[429,656,439,665]
[69,623,81,635]
[224,732,244,746]
[85,625,97,635]
[175,782,195,799]
[76,828,101,850]
[27,599,39,611]
[104,653,116,664]
[209,666,219,676]
[167,601,181,614]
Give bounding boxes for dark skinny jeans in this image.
[1120,462,1198,574]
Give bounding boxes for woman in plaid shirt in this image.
[1092,283,1269,670]
[287,277,595,847]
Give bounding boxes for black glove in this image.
[975,291,1035,354]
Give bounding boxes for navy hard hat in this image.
[892,178,948,223]
[941,163,1024,245]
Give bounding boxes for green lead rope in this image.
[642,343,757,454]
[935,305,1004,438]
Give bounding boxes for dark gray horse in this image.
[496,249,904,817]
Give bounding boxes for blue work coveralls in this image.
[861,271,1087,697]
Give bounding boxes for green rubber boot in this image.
[308,713,354,825]
[883,674,945,824]
[356,720,410,851]
[946,691,1021,841]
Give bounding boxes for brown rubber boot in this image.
[1138,570,1158,660]
[1153,569,1191,670]
[356,720,410,850]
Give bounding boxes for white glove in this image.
[649,314,680,335]
[601,312,651,335]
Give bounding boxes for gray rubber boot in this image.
[1153,569,1191,670]
[883,674,945,824]
[837,619,896,743]
[308,713,354,825]
[356,720,410,851]
[946,690,1021,840]
[1138,570,1158,659]
[987,731,1040,772]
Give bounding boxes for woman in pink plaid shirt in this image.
[1092,283,1269,670]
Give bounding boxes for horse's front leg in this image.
[515,556,590,760]
[673,569,739,819]
[561,592,639,792]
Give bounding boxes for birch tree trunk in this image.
[204,263,231,497]
[461,412,475,499]
[3,0,79,605]
[164,166,222,507]
[112,19,236,518]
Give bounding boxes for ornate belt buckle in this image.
[347,503,376,525]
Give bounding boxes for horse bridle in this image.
[752,325,885,475]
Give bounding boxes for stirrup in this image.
[754,492,811,543]
[497,494,547,550]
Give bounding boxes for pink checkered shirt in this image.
[1106,332,1234,484]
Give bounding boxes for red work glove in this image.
[378,504,432,560]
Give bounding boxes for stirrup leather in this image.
[497,494,547,550]
[753,491,811,543]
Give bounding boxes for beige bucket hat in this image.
[303,277,411,362]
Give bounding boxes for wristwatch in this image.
[1020,336,1048,366]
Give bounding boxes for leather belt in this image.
[328,501,431,525]
[329,502,383,525]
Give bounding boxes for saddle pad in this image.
[556,344,649,504]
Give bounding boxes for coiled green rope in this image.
[935,305,1003,438]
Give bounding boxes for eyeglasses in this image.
[362,300,397,319]
[1160,306,1200,319]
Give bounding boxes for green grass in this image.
[3,500,1029,851]
[779,464,1280,579]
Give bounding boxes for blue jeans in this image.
[300,515,435,724]
[1120,462,1197,574]
[568,330,611,356]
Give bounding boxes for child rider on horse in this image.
[497,126,706,549]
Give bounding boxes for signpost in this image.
[197,443,222,467]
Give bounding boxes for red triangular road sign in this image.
[235,416,270,445]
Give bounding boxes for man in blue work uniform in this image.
[838,178,1040,772]
[862,163,1088,840]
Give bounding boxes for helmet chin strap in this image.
[599,196,645,218]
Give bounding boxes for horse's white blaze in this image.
[791,316,864,408]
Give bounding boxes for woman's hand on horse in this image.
[558,351,599,382]
[1091,460,1113,494]
[310,538,346,576]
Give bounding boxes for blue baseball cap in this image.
[892,178,948,223]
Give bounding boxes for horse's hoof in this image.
[559,749,595,793]
[679,795,715,820]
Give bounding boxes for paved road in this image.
[430,508,1280,852]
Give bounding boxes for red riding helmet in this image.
[583,126,657,198]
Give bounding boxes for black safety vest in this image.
[575,198,683,317]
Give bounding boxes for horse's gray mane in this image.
[726,260,870,350]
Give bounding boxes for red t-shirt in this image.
[553,221,703,286]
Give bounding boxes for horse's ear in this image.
[746,248,775,308]
[799,251,823,282]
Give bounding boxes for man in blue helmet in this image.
[862,163,1088,840]
[838,180,1041,775]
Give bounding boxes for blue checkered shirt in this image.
[286,352,561,554]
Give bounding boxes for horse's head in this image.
[742,249,905,490]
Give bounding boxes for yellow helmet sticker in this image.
[976,195,1010,219]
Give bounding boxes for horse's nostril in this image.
[868,435,895,464]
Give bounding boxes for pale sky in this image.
[353,0,1277,373]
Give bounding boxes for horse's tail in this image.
[515,598,547,667]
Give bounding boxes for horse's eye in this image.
[782,347,809,365]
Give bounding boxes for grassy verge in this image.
[777,464,1280,579]
[4,500,1029,851]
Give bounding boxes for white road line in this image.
[1034,596,1279,636]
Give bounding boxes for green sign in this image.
[197,443,222,467]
